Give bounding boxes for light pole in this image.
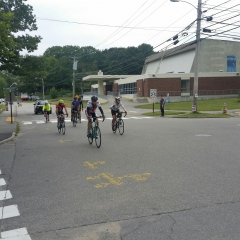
[170,0,202,111]
[9,83,17,124]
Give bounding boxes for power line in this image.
[94,0,151,48]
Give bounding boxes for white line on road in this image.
[23,117,153,125]
[0,190,12,201]
[36,120,45,124]
[195,134,212,137]
[0,205,20,219]
[0,179,6,186]
[22,121,32,125]
[1,228,32,240]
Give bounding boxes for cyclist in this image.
[42,102,51,121]
[110,97,127,131]
[78,95,84,112]
[71,97,80,121]
[85,96,105,137]
[56,99,68,128]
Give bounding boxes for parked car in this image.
[33,100,52,114]
[30,95,40,101]
[20,93,29,101]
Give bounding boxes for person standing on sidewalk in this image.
[160,95,165,117]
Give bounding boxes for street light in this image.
[9,83,17,124]
[35,78,45,99]
[170,0,202,112]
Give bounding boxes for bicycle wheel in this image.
[88,128,93,144]
[118,119,124,135]
[58,125,61,133]
[61,121,65,135]
[73,113,77,127]
[95,126,101,148]
[79,111,81,123]
[112,121,117,133]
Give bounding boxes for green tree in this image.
[0,0,42,72]
[0,76,8,98]
[49,87,58,99]
[17,55,46,93]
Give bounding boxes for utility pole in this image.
[193,0,202,112]
[72,57,78,100]
[42,78,45,100]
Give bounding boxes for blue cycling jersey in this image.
[72,101,80,108]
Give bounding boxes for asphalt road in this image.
[1,101,240,240]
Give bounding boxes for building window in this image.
[227,55,236,72]
[119,82,136,94]
[181,80,190,93]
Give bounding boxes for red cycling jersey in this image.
[56,103,66,112]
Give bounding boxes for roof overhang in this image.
[82,75,137,82]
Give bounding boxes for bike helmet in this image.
[91,96,98,102]
[115,97,120,101]
[59,99,64,104]
[44,102,48,105]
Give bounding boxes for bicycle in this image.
[58,114,67,135]
[43,111,49,123]
[113,112,127,135]
[72,109,78,127]
[88,116,104,148]
[78,110,82,123]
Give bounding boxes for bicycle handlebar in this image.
[118,111,127,117]
[90,115,105,122]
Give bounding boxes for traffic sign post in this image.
[150,89,157,113]
[3,86,17,124]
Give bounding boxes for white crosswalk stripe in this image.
[0,169,32,239]
[0,178,6,186]
[22,117,153,125]
[1,228,32,240]
[0,190,12,201]
[0,205,20,219]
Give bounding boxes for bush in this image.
[49,87,58,99]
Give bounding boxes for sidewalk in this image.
[0,104,17,144]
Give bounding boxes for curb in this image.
[0,132,16,145]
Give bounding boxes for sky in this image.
[22,0,240,56]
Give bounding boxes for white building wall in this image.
[145,50,195,74]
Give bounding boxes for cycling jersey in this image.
[85,100,103,116]
[71,101,80,109]
[110,101,126,112]
[42,104,51,111]
[56,103,66,113]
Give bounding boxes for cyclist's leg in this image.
[111,109,116,128]
[47,111,50,121]
[71,109,73,121]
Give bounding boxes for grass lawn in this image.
[142,111,186,116]
[0,104,5,114]
[142,111,231,118]
[135,97,240,111]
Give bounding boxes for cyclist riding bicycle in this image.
[71,97,80,121]
[42,102,51,121]
[85,95,105,137]
[110,97,127,131]
[78,95,84,112]
[56,99,68,128]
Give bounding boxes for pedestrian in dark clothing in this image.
[160,95,164,117]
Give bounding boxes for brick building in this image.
[84,39,240,99]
